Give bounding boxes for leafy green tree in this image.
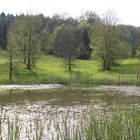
[0,12,8,49]
[93,11,120,70]
[53,25,80,71]
[80,11,99,25]
[118,25,139,58]
[116,25,132,58]
[78,27,92,59]
[45,14,78,55]
[39,28,49,52]
[9,14,45,70]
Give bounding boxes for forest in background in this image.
[0,11,140,54]
[0,11,140,83]
[0,11,139,58]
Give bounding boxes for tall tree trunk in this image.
[9,45,12,81]
[23,39,26,64]
[27,44,31,70]
[68,58,72,71]
[102,55,111,71]
[27,19,32,70]
[102,56,106,70]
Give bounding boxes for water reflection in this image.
[0,88,140,107]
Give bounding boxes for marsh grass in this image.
[55,108,140,140]
[84,109,140,140]
[0,107,140,140]
[0,114,21,140]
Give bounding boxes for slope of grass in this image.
[0,50,140,85]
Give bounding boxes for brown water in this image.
[0,86,140,139]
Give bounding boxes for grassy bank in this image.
[0,51,140,85]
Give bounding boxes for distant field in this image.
[0,50,140,85]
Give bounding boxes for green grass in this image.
[58,108,140,140]
[0,50,140,85]
[0,107,140,140]
[54,108,140,140]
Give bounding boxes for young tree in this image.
[53,25,80,71]
[8,14,45,70]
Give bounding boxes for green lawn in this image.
[0,50,140,85]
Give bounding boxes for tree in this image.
[78,26,92,59]
[39,27,49,53]
[0,12,8,49]
[126,25,138,57]
[116,25,132,58]
[9,14,45,70]
[93,10,119,70]
[80,11,99,25]
[53,25,80,71]
[45,14,78,55]
[8,24,15,81]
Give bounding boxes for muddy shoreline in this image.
[0,84,140,96]
[0,84,63,90]
[96,85,140,96]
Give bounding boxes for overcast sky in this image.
[0,0,140,26]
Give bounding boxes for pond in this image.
[0,85,140,139]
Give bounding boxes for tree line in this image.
[0,11,140,81]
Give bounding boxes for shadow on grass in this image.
[112,63,140,75]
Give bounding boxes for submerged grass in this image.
[0,108,140,139]
[83,109,140,140]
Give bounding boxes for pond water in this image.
[0,86,140,139]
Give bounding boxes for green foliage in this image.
[78,26,92,59]
[0,12,14,49]
[8,13,45,70]
[53,25,79,58]
[53,25,80,71]
[93,10,120,70]
[0,11,140,62]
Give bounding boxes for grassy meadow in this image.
[0,50,140,85]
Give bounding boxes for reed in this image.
[0,108,140,139]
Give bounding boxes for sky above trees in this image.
[0,0,140,26]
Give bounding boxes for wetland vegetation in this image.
[0,87,140,139]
